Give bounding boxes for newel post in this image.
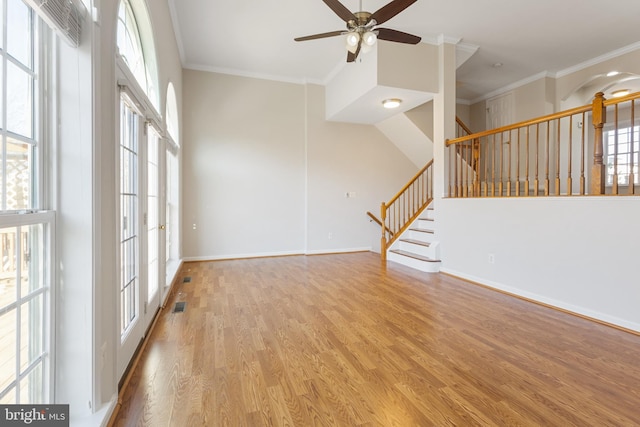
[591,92,606,195]
[380,202,387,261]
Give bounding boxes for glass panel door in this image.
[118,96,143,377]
[144,127,160,325]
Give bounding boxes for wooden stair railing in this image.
[446,91,640,197]
[380,160,433,261]
[366,211,394,238]
[455,117,481,196]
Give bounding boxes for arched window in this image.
[115,0,161,378]
[116,0,158,109]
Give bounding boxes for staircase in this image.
[387,202,441,272]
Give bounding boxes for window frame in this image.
[0,0,54,405]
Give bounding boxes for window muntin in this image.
[0,218,51,405]
[605,126,639,186]
[119,97,139,335]
[147,126,159,302]
[117,1,146,94]
[0,0,50,405]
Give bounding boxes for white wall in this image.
[438,197,640,332]
[182,74,419,259]
[306,84,419,253]
[182,71,307,258]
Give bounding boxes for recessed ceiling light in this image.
[492,62,503,68]
[612,89,630,98]
[607,71,620,77]
[382,98,402,109]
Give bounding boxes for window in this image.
[116,0,161,377]
[605,126,639,186]
[0,0,52,405]
[119,97,139,335]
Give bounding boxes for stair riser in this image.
[407,230,435,242]
[397,241,437,258]
[388,252,441,273]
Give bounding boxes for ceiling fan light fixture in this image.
[382,98,402,109]
[345,32,360,52]
[612,89,630,98]
[363,31,377,46]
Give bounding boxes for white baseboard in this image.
[441,267,640,334]
[305,247,371,255]
[183,247,372,262]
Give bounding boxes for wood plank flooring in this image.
[112,252,640,426]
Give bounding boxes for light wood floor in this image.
[112,252,640,426]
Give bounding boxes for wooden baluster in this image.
[507,130,512,196]
[591,92,606,195]
[630,100,635,195]
[525,126,530,196]
[580,112,586,195]
[516,129,521,197]
[612,104,619,195]
[471,143,475,196]
[491,134,496,197]
[555,119,561,196]
[380,202,387,261]
[498,132,504,196]
[534,123,540,196]
[567,116,573,195]
[484,138,489,197]
[458,144,463,197]
[545,121,550,196]
[473,138,480,196]
[448,144,453,197]
[464,141,471,197]
[454,145,459,197]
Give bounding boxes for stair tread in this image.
[409,228,434,234]
[400,238,431,247]
[390,249,440,263]
[419,217,434,222]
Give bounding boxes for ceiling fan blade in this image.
[370,0,417,25]
[322,0,357,23]
[294,30,344,42]
[376,28,421,44]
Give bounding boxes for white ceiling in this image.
[167,0,640,102]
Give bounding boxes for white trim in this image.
[184,62,316,86]
[183,250,305,262]
[555,41,640,79]
[470,71,552,104]
[183,248,372,262]
[305,247,371,255]
[440,267,640,334]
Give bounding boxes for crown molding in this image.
[470,71,553,104]
[555,41,640,79]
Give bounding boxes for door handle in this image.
[159,224,166,230]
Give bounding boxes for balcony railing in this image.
[446,91,640,197]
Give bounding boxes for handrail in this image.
[366,211,394,237]
[446,90,640,197]
[387,160,433,206]
[381,160,434,260]
[447,103,593,146]
[456,116,474,136]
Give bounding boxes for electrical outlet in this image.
[488,253,495,264]
[328,232,333,239]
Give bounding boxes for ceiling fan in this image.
[294,0,421,63]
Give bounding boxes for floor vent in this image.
[173,302,186,313]
[183,277,192,283]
